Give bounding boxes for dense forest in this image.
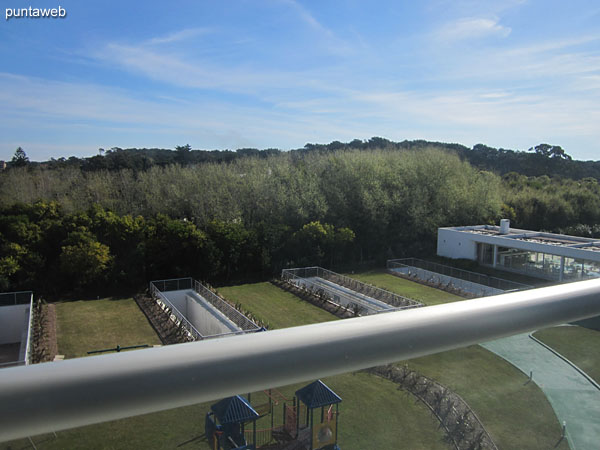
[4,138,600,179]
[1,141,599,296]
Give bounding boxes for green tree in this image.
[290,221,354,267]
[205,219,259,280]
[145,214,211,280]
[59,228,112,288]
[11,147,29,167]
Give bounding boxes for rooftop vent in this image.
[500,219,510,235]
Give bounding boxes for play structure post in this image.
[309,408,314,449]
[296,398,300,434]
[335,403,339,442]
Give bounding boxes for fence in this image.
[149,278,193,292]
[0,292,33,368]
[149,278,261,341]
[282,267,423,313]
[0,291,33,307]
[245,428,274,447]
[387,258,531,292]
[388,263,504,297]
[23,296,34,365]
[149,281,202,341]
[193,280,260,332]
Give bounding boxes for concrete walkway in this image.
[481,333,600,450]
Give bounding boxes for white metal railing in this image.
[24,297,34,365]
[0,290,33,307]
[1,279,600,441]
[149,282,202,341]
[282,266,423,311]
[387,258,532,291]
[192,280,260,332]
[149,278,261,341]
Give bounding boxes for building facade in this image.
[438,220,600,281]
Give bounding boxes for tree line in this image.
[5,138,599,180]
[2,146,599,296]
[0,148,502,294]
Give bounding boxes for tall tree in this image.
[11,147,29,167]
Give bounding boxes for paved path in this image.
[481,333,600,450]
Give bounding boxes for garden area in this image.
[1,271,572,449]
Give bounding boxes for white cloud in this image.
[436,17,511,41]
[0,73,365,159]
[93,40,348,99]
[277,0,354,55]
[2,64,600,161]
[145,28,213,45]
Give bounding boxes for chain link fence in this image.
[387,258,531,292]
[282,267,423,314]
[0,291,33,307]
[149,278,261,341]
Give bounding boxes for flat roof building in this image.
[437,220,600,281]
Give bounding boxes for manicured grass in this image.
[4,404,212,450]
[3,282,567,450]
[405,346,569,450]
[324,372,448,450]
[347,270,464,305]
[343,271,568,449]
[9,372,448,450]
[7,285,449,450]
[55,298,161,358]
[217,282,337,329]
[534,325,600,383]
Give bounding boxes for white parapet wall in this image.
[158,289,188,313]
[159,289,241,337]
[0,304,30,345]
[185,291,240,336]
[437,228,478,260]
[390,266,504,297]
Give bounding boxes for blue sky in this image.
[0,0,599,161]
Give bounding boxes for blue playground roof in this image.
[211,395,259,424]
[295,380,342,409]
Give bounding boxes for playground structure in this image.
[0,291,33,369]
[205,380,341,450]
[149,278,263,341]
[281,267,422,315]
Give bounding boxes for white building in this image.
[437,220,600,281]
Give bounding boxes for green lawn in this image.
[9,371,448,450]
[345,270,568,449]
[406,346,569,450]
[6,284,449,450]
[347,270,464,305]
[534,325,600,383]
[55,298,161,358]
[217,281,337,329]
[3,281,568,450]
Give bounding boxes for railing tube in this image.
[1,279,600,441]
